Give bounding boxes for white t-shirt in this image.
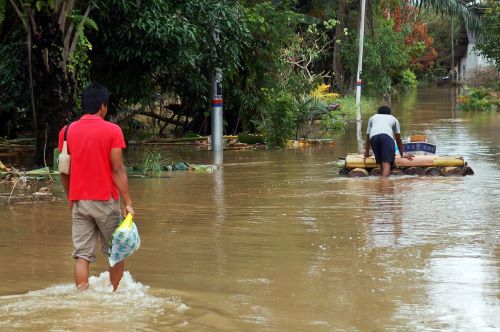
[366,114,401,139]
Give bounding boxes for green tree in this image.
[414,0,481,33]
[425,15,460,78]
[89,0,250,135]
[341,14,409,95]
[0,7,29,138]
[4,0,93,165]
[299,0,481,94]
[220,1,301,135]
[476,1,500,68]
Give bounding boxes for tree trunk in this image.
[367,0,375,37]
[332,0,347,93]
[32,12,74,166]
[9,1,90,166]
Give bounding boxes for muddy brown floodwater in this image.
[0,87,499,331]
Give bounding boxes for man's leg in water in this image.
[110,261,124,291]
[380,162,391,177]
[75,258,90,290]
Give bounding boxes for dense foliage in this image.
[476,0,500,68]
[0,0,481,158]
[342,17,410,95]
[425,15,459,78]
[0,27,29,137]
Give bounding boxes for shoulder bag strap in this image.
[64,123,71,141]
[62,123,72,154]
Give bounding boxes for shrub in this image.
[257,88,297,148]
[295,95,330,138]
[310,84,340,102]
[465,67,500,90]
[457,88,499,112]
[238,133,265,144]
[399,69,418,91]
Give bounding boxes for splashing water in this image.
[0,272,187,331]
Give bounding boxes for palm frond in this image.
[412,0,481,37]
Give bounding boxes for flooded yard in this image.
[0,87,499,331]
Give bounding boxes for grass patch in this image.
[141,149,164,177]
[321,96,376,130]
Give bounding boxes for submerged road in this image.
[0,87,499,331]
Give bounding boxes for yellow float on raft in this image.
[344,154,465,169]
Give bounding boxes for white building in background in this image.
[457,25,494,81]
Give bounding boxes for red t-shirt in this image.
[58,114,126,201]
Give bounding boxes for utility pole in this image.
[211,19,223,165]
[355,0,366,152]
[451,18,455,82]
[355,0,366,109]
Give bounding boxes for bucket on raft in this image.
[336,154,474,177]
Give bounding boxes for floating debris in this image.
[129,162,219,177]
[133,135,266,150]
[287,139,335,148]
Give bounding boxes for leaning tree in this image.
[5,0,92,165]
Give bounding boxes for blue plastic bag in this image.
[108,213,141,267]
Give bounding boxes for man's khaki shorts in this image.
[72,199,121,262]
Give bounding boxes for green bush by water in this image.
[399,69,418,91]
[458,88,500,112]
[238,133,265,144]
[257,88,298,148]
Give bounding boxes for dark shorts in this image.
[370,134,395,164]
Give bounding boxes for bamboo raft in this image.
[336,154,474,177]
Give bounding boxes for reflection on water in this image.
[367,179,402,248]
[0,87,499,331]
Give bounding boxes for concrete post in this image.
[211,67,223,165]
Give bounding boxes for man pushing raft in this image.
[364,105,413,177]
[336,105,473,177]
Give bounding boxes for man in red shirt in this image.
[58,83,134,291]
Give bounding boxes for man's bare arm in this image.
[395,133,413,160]
[110,148,134,216]
[364,134,371,158]
[61,173,70,196]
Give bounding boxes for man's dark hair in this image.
[82,83,110,114]
[377,105,391,115]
